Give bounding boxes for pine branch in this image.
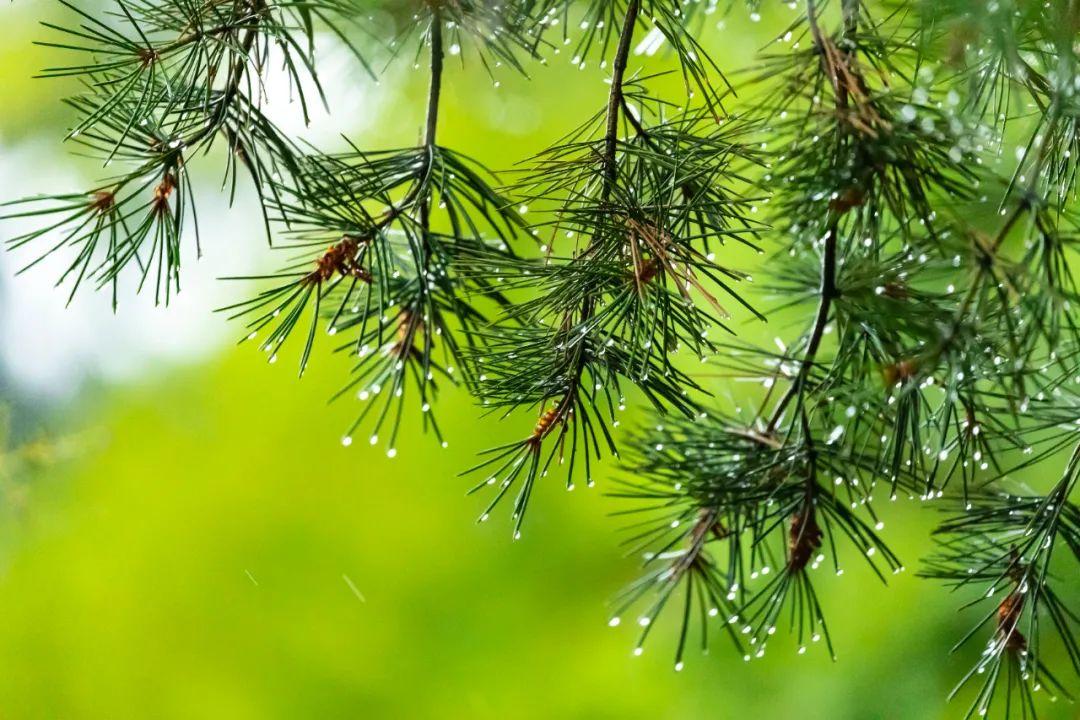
[7,3,1080,716]
[3,0,346,304]
[608,0,1068,694]
[467,0,764,539]
[221,1,533,452]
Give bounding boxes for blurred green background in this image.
[0,2,1073,718]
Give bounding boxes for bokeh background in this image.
[0,2,1074,718]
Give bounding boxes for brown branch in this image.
[764,0,854,434]
[524,0,643,447]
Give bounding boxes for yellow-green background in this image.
[0,2,1073,718]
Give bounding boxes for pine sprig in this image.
[224,1,536,451]
[609,4,1080,713]
[467,0,765,538]
[922,463,1080,717]
[5,0,353,305]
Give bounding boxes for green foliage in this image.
[5,1,1080,717]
